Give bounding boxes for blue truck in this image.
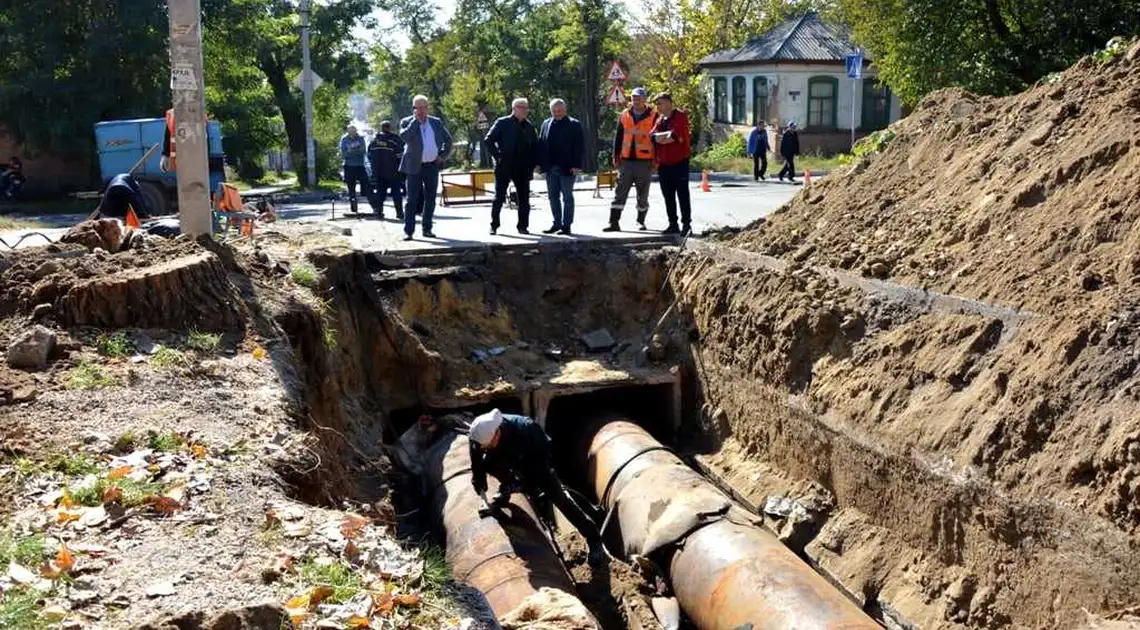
[93,118,226,216]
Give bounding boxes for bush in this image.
[852,129,896,158]
[692,134,748,171]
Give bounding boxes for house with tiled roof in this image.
[698,12,903,154]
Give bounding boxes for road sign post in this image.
[168,0,211,237]
[605,60,627,108]
[846,53,863,151]
[300,0,316,188]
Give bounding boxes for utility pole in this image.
[300,0,316,188]
[168,0,211,236]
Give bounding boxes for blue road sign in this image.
[846,54,863,79]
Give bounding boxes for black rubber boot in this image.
[663,224,680,234]
[602,208,621,232]
[636,210,648,231]
[394,199,404,220]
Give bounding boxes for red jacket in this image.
[652,108,691,166]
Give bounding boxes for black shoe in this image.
[760,175,767,181]
[403,234,413,241]
[422,231,436,238]
[602,224,620,232]
[681,224,691,236]
[396,212,405,220]
[542,225,562,234]
[662,224,680,235]
[490,227,498,235]
[558,227,572,236]
[778,175,784,182]
[638,223,648,231]
[518,227,530,235]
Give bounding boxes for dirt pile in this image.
[670,39,1140,629]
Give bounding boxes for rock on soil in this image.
[6,324,56,369]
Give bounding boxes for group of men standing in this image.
[339,88,697,241]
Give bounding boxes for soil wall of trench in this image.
[670,244,1140,630]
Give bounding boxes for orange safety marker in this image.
[701,169,711,192]
[803,168,812,185]
[240,219,253,237]
[125,204,141,228]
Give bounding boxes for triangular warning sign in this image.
[605,84,626,106]
[606,61,627,82]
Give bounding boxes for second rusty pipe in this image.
[424,432,590,619]
[585,419,880,630]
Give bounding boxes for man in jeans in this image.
[339,125,368,213]
[485,97,538,235]
[537,98,584,236]
[604,87,657,232]
[399,94,453,240]
[650,92,692,235]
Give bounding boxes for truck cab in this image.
[94,118,226,216]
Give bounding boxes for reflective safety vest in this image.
[165,109,176,158]
[216,182,244,212]
[620,108,656,160]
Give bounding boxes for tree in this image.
[837,0,1140,105]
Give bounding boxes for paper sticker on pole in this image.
[605,84,626,106]
[606,60,627,82]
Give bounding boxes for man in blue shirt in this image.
[399,95,453,240]
[537,99,584,236]
[339,125,368,213]
[468,409,606,566]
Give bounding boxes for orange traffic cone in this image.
[803,169,812,185]
[701,169,711,192]
[240,219,253,237]
[125,204,141,228]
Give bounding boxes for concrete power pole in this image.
[168,0,212,236]
[300,0,317,188]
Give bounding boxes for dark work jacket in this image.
[470,414,555,494]
[368,132,404,181]
[485,115,538,176]
[538,116,584,172]
[780,129,800,157]
[95,173,150,219]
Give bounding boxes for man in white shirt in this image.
[398,94,453,241]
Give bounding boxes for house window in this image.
[752,76,768,125]
[861,79,892,130]
[713,77,728,123]
[731,76,746,124]
[807,76,838,129]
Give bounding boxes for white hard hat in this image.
[469,409,504,446]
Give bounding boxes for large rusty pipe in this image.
[423,432,587,619]
[586,419,880,630]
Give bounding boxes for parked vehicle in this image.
[94,118,225,216]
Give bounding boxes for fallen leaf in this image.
[107,466,133,481]
[102,484,123,504]
[60,491,79,509]
[395,593,420,608]
[346,615,371,629]
[310,585,335,607]
[285,593,311,611]
[149,496,182,516]
[287,610,311,627]
[55,544,75,572]
[344,540,360,562]
[146,582,177,598]
[372,592,394,615]
[340,514,369,539]
[190,444,207,459]
[252,346,267,360]
[57,510,81,525]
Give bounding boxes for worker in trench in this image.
[468,409,608,566]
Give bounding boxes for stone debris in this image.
[579,328,616,352]
[7,325,57,370]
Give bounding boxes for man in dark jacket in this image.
[777,121,800,183]
[650,92,692,235]
[468,409,606,566]
[367,120,405,219]
[537,98,584,235]
[91,173,151,220]
[484,98,538,235]
[747,122,770,181]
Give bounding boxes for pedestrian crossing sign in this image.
[606,61,627,82]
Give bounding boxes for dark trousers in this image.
[344,166,369,211]
[658,160,692,227]
[405,162,440,235]
[491,170,532,231]
[778,154,796,180]
[488,462,601,545]
[753,153,768,180]
[370,176,403,217]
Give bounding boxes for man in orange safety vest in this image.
[604,87,658,232]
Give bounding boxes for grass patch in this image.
[113,431,138,453]
[65,477,163,508]
[0,586,48,630]
[151,345,187,369]
[420,545,449,592]
[0,530,46,567]
[45,452,100,477]
[322,325,338,350]
[296,557,363,604]
[148,430,183,452]
[95,331,133,358]
[290,261,322,289]
[187,330,221,354]
[0,217,47,231]
[65,361,116,390]
[797,152,853,173]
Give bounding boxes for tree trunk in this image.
[580,0,601,172]
[260,53,309,184]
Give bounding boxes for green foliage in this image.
[96,332,132,358]
[65,361,116,390]
[852,128,896,158]
[322,325,338,350]
[45,452,100,477]
[151,346,187,370]
[837,0,1140,105]
[0,586,48,630]
[66,477,162,508]
[297,557,363,604]
[113,431,138,453]
[148,431,183,453]
[1093,36,1129,63]
[187,330,222,354]
[420,545,450,592]
[0,530,46,568]
[290,262,322,289]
